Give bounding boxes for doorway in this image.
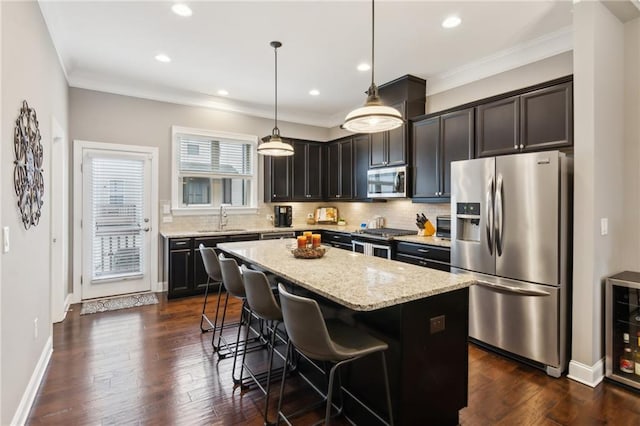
[73,141,158,301]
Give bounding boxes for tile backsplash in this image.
[160,200,450,232]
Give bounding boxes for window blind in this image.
[178,135,253,176]
[90,157,145,280]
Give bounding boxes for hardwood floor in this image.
[27,293,639,425]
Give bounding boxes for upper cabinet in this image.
[352,134,371,200]
[326,138,353,200]
[476,80,573,158]
[263,144,293,202]
[370,75,427,169]
[292,140,323,201]
[264,138,323,203]
[412,108,474,200]
[369,102,407,168]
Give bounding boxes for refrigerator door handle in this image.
[476,281,551,297]
[495,175,504,257]
[486,177,494,255]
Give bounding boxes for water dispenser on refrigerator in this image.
[455,202,481,242]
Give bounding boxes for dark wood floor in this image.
[27,293,639,425]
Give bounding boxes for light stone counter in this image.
[160,224,358,239]
[217,239,474,311]
[393,234,451,248]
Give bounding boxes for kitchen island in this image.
[217,239,475,426]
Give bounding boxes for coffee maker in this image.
[274,205,293,227]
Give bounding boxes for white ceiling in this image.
[39,1,575,128]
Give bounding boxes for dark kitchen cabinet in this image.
[394,241,450,272]
[412,108,473,200]
[264,147,293,202]
[166,233,259,299]
[327,138,353,200]
[476,81,573,157]
[292,140,323,201]
[322,230,352,251]
[168,239,192,297]
[475,95,520,158]
[353,134,371,200]
[520,82,573,152]
[369,102,408,168]
[264,138,324,202]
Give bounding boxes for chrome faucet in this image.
[218,204,229,230]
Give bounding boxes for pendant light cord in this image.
[274,43,279,135]
[371,0,375,87]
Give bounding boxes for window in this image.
[171,126,258,213]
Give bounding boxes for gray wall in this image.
[1,2,68,423]
[69,88,332,203]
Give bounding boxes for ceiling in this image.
[39,1,575,128]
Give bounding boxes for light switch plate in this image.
[3,226,9,253]
[162,204,171,214]
[600,218,608,236]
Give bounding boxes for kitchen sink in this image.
[196,228,247,234]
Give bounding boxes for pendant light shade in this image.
[343,0,403,134]
[258,41,294,157]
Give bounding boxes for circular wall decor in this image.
[13,100,44,229]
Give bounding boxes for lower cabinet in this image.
[322,230,352,251]
[394,241,450,272]
[167,233,259,299]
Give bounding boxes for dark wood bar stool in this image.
[276,284,394,426]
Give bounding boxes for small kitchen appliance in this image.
[273,205,292,227]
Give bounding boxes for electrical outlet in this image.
[34,317,38,339]
[430,315,445,334]
[267,214,274,222]
[600,218,608,236]
[162,216,173,223]
[3,226,9,253]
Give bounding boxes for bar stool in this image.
[217,254,264,384]
[241,266,285,425]
[276,284,394,426]
[198,244,225,336]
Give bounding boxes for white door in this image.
[81,149,152,299]
[50,118,67,321]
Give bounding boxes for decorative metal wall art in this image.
[13,100,44,229]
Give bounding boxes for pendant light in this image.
[343,0,403,134]
[257,41,294,156]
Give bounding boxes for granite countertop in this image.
[393,234,452,248]
[217,239,474,311]
[160,224,359,239]
[161,226,451,248]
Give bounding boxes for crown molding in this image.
[426,26,573,96]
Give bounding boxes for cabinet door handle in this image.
[273,193,276,197]
[519,144,524,149]
[417,248,430,253]
[332,236,340,239]
[175,242,187,246]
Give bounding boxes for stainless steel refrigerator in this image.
[450,150,572,377]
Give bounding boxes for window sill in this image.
[171,207,258,216]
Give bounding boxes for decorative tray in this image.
[291,247,327,259]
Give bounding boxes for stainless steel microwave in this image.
[367,165,407,198]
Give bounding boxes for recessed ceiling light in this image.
[155,54,171,63]
[357,63,371,72]
[171,3,192,17]
[309,89,320,96]
[442,15,461,29]
[217,89,229,96]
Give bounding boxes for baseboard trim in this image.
[567,358,604,388]
[63,293,72,319]
[158,281,167,292]
[10,336,53,426]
